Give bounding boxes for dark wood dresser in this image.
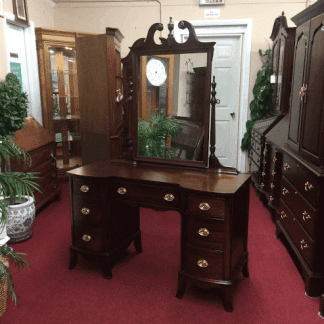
[258,1,324,298]
[68,160,250,312]
[11,117,61,211]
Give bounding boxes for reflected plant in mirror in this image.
[138,112,181,158]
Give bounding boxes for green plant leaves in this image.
[0,73,29,138]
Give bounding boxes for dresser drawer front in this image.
[280,178,316,238]
[184,245,223,279]
[250,149,261,167]
[279,202,314,269]
[186,196,226,219]
[113,181,180,208]
[282,153,318,207]
[73,196,105,224]
[72,178,106,199]
[73,224,105,252]
[186,216,225,249]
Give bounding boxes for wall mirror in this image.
[122,18,215,168]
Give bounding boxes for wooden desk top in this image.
[68,160,250,195]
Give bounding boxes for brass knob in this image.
[197,259,208,268]
[282,187,289,195]
[270,183,275,189]
[117,187,127,195]
[81,208,90,215]
[284,163,291,171]
[80,185,89,193]
[164,193,175,202]
[82,234,91,242]
[304,181,314,192]
[300,239,309,250]
[273,157,277,162]
[299,84,307,101]
[280,211,287,219]
[198,228,210,237]
[199,202,210,211]
[302,211,311,221]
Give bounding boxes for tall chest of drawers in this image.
[68,160,250,312]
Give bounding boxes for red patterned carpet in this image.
[2,183,322,323]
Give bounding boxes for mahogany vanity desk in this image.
[68,160,250,312]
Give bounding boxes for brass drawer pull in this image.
[199,202,210,211]
[282,187,289,195]
[82,234,91,242]
[260,183,265,188]
[80,185,89,193]
[299,84,307,101]
[263,149,267,156]
[304,181,314,192]
[284,163,291,171]
[81,208,90,215]
[198,228,210,237]
[262,172,265,177]
[300,239,309,250]
[273,157,277,162]
[197,259,208,268]
[164,193,174,202]
[270,183,275,189]
[270,196,274,201]
[302,211,311,221]
[280,211,287,219]
[117,187,127,195]
[272,170,276,176]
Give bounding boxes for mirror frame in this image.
[123,18,215,168]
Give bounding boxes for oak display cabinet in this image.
[35,28,95,180]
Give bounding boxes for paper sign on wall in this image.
[200,0,225,5]
[204,9,220,18]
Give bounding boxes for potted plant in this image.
[138,112,182,158]
[240,49,273,151]
[0,73,41,314]
[0,73,40,242]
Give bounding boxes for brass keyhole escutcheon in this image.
[82,234,91,242]
[197,259,209,268]
[198,228,210,237]
[117,187,127,195]
[80,185,89,193]
[164,194,175,202]
[199,202,210,211]
[81,208,90,215]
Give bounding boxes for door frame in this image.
[174,19,252,173]
[3,12,42,125]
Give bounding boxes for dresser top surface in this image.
[68,161,250,195]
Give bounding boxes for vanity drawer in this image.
[72,177,106,200]
[282,153,318,207]
[186,196,226,219]
[113,181,180,208]
[73,223,105,252]
[279,201,314,270]
[184,245,224,280]
[186,216,225,249]
[280,178,316,238]
[72,196,105,225]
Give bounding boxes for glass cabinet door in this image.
[48,46,81,172]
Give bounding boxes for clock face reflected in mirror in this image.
[138,53,208,162]
[146,58,167,86]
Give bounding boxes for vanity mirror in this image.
[122,18,215,168]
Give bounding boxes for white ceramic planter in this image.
[0,224,10,246]
[6,196,36,243]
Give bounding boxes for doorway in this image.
[174,20,252,172]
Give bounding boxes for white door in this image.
[174,20,252,172]
[206,35,242,168]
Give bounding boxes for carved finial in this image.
[167,17,175,46]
